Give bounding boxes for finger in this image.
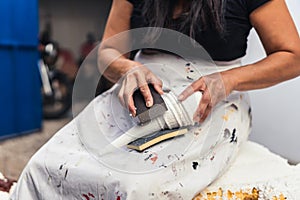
[193,103,209,122]
[178,78,206,101]
[193,91,211,122]
[200,104,212,123]
[152,82,164,95]
[178,85,195,101]
[127,95,136,117]
[118,84,126,107]
[139,84,153,107]
[148,76,164,95]
[135,68,153,107]
[122,81,136,117]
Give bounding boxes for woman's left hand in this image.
[178,72,234,123]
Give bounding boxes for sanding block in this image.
[133,84,167,124]
[127,127,188,151]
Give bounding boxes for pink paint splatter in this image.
[150,153,158,164]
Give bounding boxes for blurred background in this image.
[0,0,111,180]
[0,0,299,182]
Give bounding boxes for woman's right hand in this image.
[118,65,164,117]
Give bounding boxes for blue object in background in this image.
[0,0,41,139]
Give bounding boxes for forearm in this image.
[223,50,300,92]
[97,0,137,83]
[98,47,142,83]
[227,0,300,92]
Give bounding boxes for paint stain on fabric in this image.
[192,162,199,170]
[172,164,178,176]
[222,115,229,121]
[101,112,106,119]
[115,191,123,200]
[122,123,128,128]
[194,128,202,136]
[64,169,68,179]
[248,107,253,127]
[230,103,238,111]
[82,193,95,200]
[167,154,174,160]
[150,154,158,164]
[230,128,237,143]
[144,154,152,161]
[175,154,180,160]
[82,194,88,200]
[186,76,194,81]
[223,128,231,138]
[248,107,252,116]
[159,163,167,168]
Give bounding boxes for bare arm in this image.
[98,0,163,116]
[179,0,300,122]
[98,0,140,83]
[222,0,300,93]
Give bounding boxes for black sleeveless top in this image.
[127,0,269,61]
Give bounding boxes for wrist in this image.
[221,70,238,95]
[103,59,141,83]
[120,59,142,75]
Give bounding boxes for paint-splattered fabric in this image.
[194,141,300,199]
[10,52,252,200]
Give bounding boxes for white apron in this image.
[11,52,251,200]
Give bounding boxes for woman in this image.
[99,0,300,123]
[11,0,300,199]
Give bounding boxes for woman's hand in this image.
[118,66,164,117]
[178,72,234,123]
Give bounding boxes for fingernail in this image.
[193,113,201,122]
[129,109,136,117]
[146,101,152,107]
[193,116,200,122]
[178,95,184,101]
[133,109,136,117]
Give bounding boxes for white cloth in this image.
[11,52,252,200]
[199,141,300,199]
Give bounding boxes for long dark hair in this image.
[142,0,226,42]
